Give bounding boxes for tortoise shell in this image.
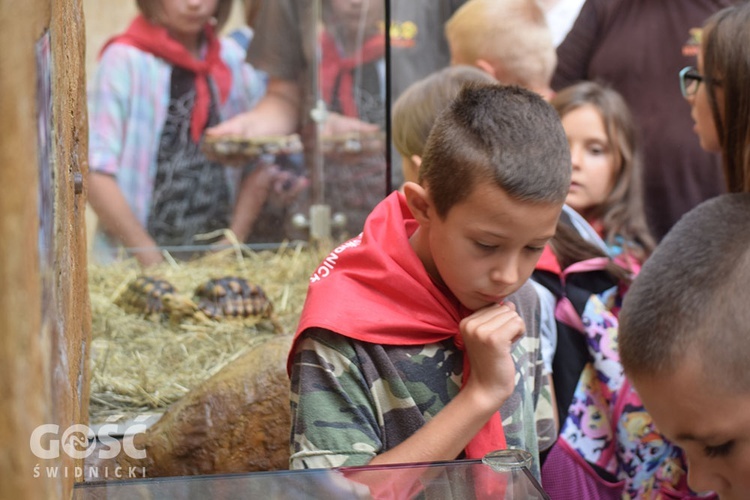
[114,276,178,317]
[193,276,273,320]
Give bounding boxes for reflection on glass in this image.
[89,0,389,265]
[73,458,550,500]
[278,0,388,244]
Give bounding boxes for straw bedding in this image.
[87,242,324,424]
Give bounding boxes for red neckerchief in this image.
[536,244,562,275]
[319,29,385,118]
[291,191,506,459]
[100,15,231,143]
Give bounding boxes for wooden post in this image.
[0,0,90,498]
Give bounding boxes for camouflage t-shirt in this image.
[289,282,556,479]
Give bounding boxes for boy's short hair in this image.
[619,193,750,392]
[137,0,234,32]
[419,83,571,217]
[445,0,555,90]
[392,65,495,160]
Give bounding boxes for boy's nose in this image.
[686,454,729,497]
[489,257,519,286]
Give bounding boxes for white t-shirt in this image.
[541,0,586,47]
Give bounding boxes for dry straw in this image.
[88,240,329,423]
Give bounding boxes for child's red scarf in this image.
[100,15,231,143]
[292,192,506,459]
[319,30,385,118]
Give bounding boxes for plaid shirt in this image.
[88,35,265,258]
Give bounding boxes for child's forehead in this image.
[452,181,561,211]
[444,182,562,234]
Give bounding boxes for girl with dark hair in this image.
[682,1,750,194]
[551,80,655,267]
[537,82,698,498]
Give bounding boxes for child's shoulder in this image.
[96,41,167,76]
[219,35,250,66]
[99,41,152,62]
[507,280,542,341]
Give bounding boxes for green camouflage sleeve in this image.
[289,282,555,479]
[501,281,557,478]
[289,329,381,469]
[289,328,464,470]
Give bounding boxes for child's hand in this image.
[268,165,309,205]
[459,302,525,410]
[135,247,165,268]
[321,112,380,136]
[206,112,258,137]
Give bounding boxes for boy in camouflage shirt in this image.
[288,84,570,479]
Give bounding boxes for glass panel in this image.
[85,0,388,432]
[87,0,388,265]
[73,458,550,499]
[284,0,388,244]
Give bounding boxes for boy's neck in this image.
[408,226,441,287]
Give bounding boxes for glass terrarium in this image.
[80,3,550,499]
[74,453,550,499]
[86,0,389,431]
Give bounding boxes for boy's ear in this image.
[474,59,498,80]
[403,181,433,226]
[410,155,422,169]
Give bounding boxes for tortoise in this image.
[114,275,276,327]
[114,276,179,317]
[114,276,207,324]
[192,276,273,320]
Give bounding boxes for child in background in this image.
[551,81,656,266]
[619,195,750,500]
[308,0,387,239]
[618,4,750,498]
[539,81,697,499]
[445,0,557,100]
[87,0,266,267]
[288,84,570,482]
[391,64,495,186]
[320,0,386,127]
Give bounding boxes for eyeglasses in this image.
[679,66,708,98]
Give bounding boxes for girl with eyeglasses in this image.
[681,2,750,194]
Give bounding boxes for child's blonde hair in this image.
[445,0,556,90]
[392,65,495,160]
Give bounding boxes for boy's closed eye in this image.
[704,440,734,458]
[474,240,498,251]
[472,241,547,253]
